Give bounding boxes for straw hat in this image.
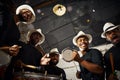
[50,48,59,54]
[26,28,45,45]
[16,4,36,24]
[72,31,92,46]
[101,22,120,38]
[53,4,66,16]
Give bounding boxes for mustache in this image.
[111,35,118,40]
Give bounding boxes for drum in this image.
[0,50,11,66]
[0,50,11,79]
[61,48,74,62]
[13,72,61,80]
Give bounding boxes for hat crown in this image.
[50,48,59,53]
[103,22,115,31]
[77,31,85,36]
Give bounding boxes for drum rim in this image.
[61,48,73,62]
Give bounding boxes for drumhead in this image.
[61,48,73,62]
[0,50,11,66]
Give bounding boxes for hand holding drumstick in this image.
[0,45,21,56]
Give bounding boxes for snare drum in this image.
[13,72,61,80]
[0,50,11,79]
[61,48,74,62]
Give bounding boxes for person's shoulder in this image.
[89,48,101,53]
[89,48,103,56]
[104,46,113,57]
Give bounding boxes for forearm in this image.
[78,59,103,74]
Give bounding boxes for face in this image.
[49,53,59,65]
[19,9,33,22]
[29,32,43,45]
[76,36,89,50]
[105,28,120,44]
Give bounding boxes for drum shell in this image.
[0,50,11,80]
[13,72,61,80]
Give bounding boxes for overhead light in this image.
[53,4,66,16]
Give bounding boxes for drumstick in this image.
[0,46,22,50]
[15,60,41,70]
[109,53,114,73]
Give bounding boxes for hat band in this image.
[105,26,115,31]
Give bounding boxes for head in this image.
[29,32,43,46]
[49,51,59,65]
[101,22,120,45]
[73,31,92,51]
[16,4,35,24]
[27,29,45,46]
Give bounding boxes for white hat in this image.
[53,4,66,16]
[101,22,120,38]
[50,48,59,54]
[16,4,36,24]
[72,31,92,46]
[26,28,45,45]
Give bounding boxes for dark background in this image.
[13,0,120,52]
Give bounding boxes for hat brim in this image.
[101,25,119,38]
[16,4,36,24]
[26,29,45,45]
[73,34,92,46]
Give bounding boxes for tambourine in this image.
[61,48,74,62]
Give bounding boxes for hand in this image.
[108,73,118,80]
[76,71,81,79]
[72,50,81,62]
[40,54,51,65]
[9,45,20,56]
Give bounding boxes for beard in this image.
[49,60,58,65]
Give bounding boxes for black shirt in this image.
[104,42,120,79]
[44,65,67,80]
[79,49,104,80]
[0,3,20,46]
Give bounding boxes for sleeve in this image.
[91,49,104,67]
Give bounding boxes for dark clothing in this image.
[4,41,43,80]
[79,49,104,80]
[0,2,20,80]
[104,42,120,79]
[0,3,20,46]
[44,65,67,80]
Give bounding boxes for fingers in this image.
[40,54,51,65]
[9,45,20,56]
